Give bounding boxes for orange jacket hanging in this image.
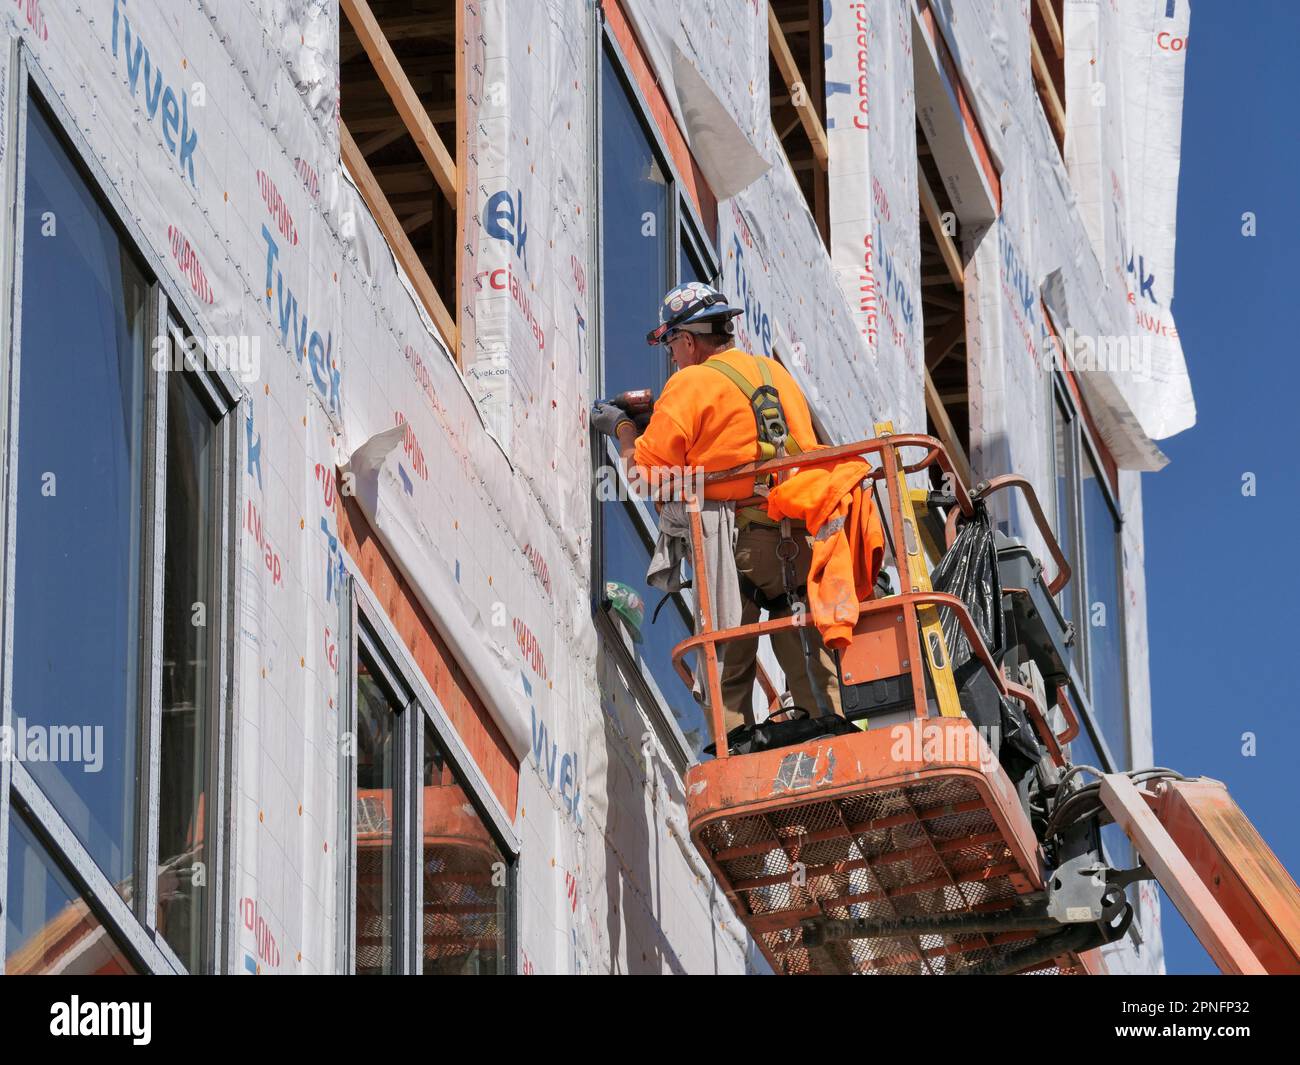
[765,459,885,651]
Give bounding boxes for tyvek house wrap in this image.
[617,0,1182,974]
[331,1,752,973]
[624,0,924,438]
[4,0,350,971]
[926,0,1195,469]
[2,0,1188,975]
[28,0,742,974]
[1065,0,1195,443]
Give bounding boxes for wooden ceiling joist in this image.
[371,162,438,194]
[1035,0,1065,59]
[1031,31,1067,149]
[340,0,457,207]
[357,125,410,157]
[924,368,973,488]
[340,12,456,62]
[918,168,964,291]
[341,123,455,347]
[768,5,829,169]
[925,310,966,371]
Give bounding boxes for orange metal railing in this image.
[666,432,1071,756]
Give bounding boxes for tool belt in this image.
[737,573,807,615]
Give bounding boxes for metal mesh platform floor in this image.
[688,724,1089,975]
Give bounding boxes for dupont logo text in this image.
[166,224,215,304]
[257,169,299,245]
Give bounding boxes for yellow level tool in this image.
[874,421,963,719]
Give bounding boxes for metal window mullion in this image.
[505,845,520,975]
[393,694,414,975]
[1061,406,1085,682]
[10,761,180,973]
[409,704,424,976]
[213,402,241,972]
[358,626,411,706]
[134,285,169,934]
[0,36,27,972]
[223,394,248,973]
[590,0,608,603]
[205,391,238,972]
[338,576,358,974]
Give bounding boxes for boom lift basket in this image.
[671,434,1097,975]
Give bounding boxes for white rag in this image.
[646,500,740,704]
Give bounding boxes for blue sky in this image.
[1144,0,1299,974]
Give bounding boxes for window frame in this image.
[0,49,243,974]
[593,15,723,769]
[1077,417,1130,768]
[338,567,520,975]
[1049,373,1129,775]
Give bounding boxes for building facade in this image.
[0,0,1191,975]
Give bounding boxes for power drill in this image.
[597,389,654,430]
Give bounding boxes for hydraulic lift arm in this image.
[1100,774,1300,974]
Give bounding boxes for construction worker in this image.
[592,282,843,734]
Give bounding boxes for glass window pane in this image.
[12,101,148,888]
[421,718,509,974]
[1066,724,1134,873]
[601,498,706,757]
[5,812,137,974]
[1082,451,1128,767]
[157,358,218,970]
[680,233,707,289]
[1053,392,1080,632]
[600,50,670,398]
[355,648,400,974]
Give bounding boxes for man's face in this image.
[666,331,703,372]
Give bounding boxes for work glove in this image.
[591,401,633,437]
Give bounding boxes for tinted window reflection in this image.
[4,812,137,974]
[355,651,399,974]
[421,718,508,974]
[1082,452,1128,767]
[600,49,670,399]
[13,101,148,891]
[157,363,218,970]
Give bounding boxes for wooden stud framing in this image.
[341,0,458,207]
[341,122,457,347]
[768,5,829,169]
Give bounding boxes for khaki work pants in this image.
[718,523,843,733]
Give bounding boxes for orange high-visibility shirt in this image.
[632,348,821,501]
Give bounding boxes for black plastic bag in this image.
[703,707,859,758]
[932,503,1042,776]
[932,500,1003,668]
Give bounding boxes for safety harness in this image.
[705,355,833,718]
[704,356,803,529]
